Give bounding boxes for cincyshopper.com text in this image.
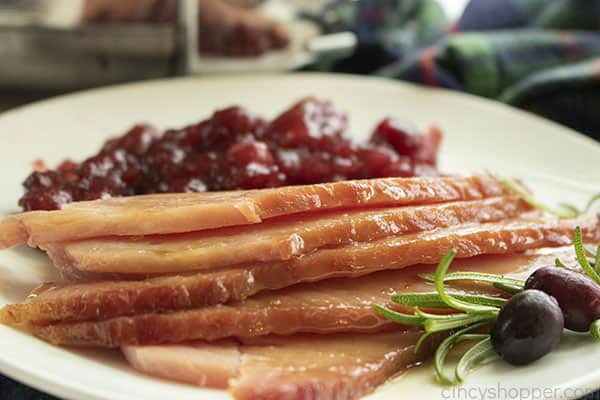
[441,384,600,400]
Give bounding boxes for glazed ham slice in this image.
[123,330,438,400]
[123,340,240,388]
[0,175,505,249]
[45,196,530,276]
[28,249,575,347]
[2,216,597,327]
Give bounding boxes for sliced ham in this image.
[2,216,597,327]
[123,340,240,388]
[122,330,439,400]
[28,249,575,347]
[45,196,530,276]
[0,175,505,249]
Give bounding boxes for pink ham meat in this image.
[27,249,575,347]
[123,340,240,388]
[123,330,439,400]
[0,175,505,249]
[44,196,530,276]
[1,215,598,327]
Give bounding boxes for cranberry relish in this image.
[19,97,442,211]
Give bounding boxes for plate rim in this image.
[1,72,598,152]
[0,72,599,400]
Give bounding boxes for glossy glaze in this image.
[0,175,505,249]
[47,196,530,275]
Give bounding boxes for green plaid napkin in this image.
[311,0,600,139]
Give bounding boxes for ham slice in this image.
[0,175,505,249]
[123,330,438,400]
[2,216,596,327]
[45,196,530,276]
[123,340,240,388]
[27,249,575,347]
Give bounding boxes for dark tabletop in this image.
[2,373,600,400]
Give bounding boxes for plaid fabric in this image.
[311,0,600,140]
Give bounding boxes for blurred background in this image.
[1,1,600,399]
[0,0,599,141]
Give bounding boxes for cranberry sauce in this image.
[19,98,442,211]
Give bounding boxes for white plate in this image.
[0,73,599,400]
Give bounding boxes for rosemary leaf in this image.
[590,320,600,342]
[392,292,507,308]
[455,337,497,383]
[582,193,600,214]
[434,250,498,313]
[414,331,432,354]
[434,322,490,386]
[573,227,600,285]
[423,312,495,333]
[419,271,524,289]
[372,304,424,325]
[460,333,490,341]
[413,307,472,320]
[555,258,568,268]
[489,172,577,218]
[492,281,522,294]
[558,203,581,216]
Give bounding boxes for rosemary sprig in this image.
[573,226,600,285]
[418,271,525,292]
[375,225,600,386]
[488,171,600,219]
[392,292,507,309]
[411,310,494,353]
[434,323,489,385]
[433,250,499,314]
[375,249,502,384]
[455,337,497,383]
[488,172,577,218]
[560,193,600,217]
[492,281,523,294]
[372,304,424,325]
[555,258,568,268]
[417,309,495,333]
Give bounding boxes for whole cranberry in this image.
[299,153,335,183]
[266,97,348,149]
[19,188,72,211]
[184,121,208,148]
[371,118,419,156]
[415,125,443,166]
[203,106,264,151]
[168,177,208,193]
[236,164,282,189]
[57,160,79,172]
[119,124,160,155]
[379,156,414,177]
[226,141,274,166]
[22,171,62,190]
[358,147,397,177]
